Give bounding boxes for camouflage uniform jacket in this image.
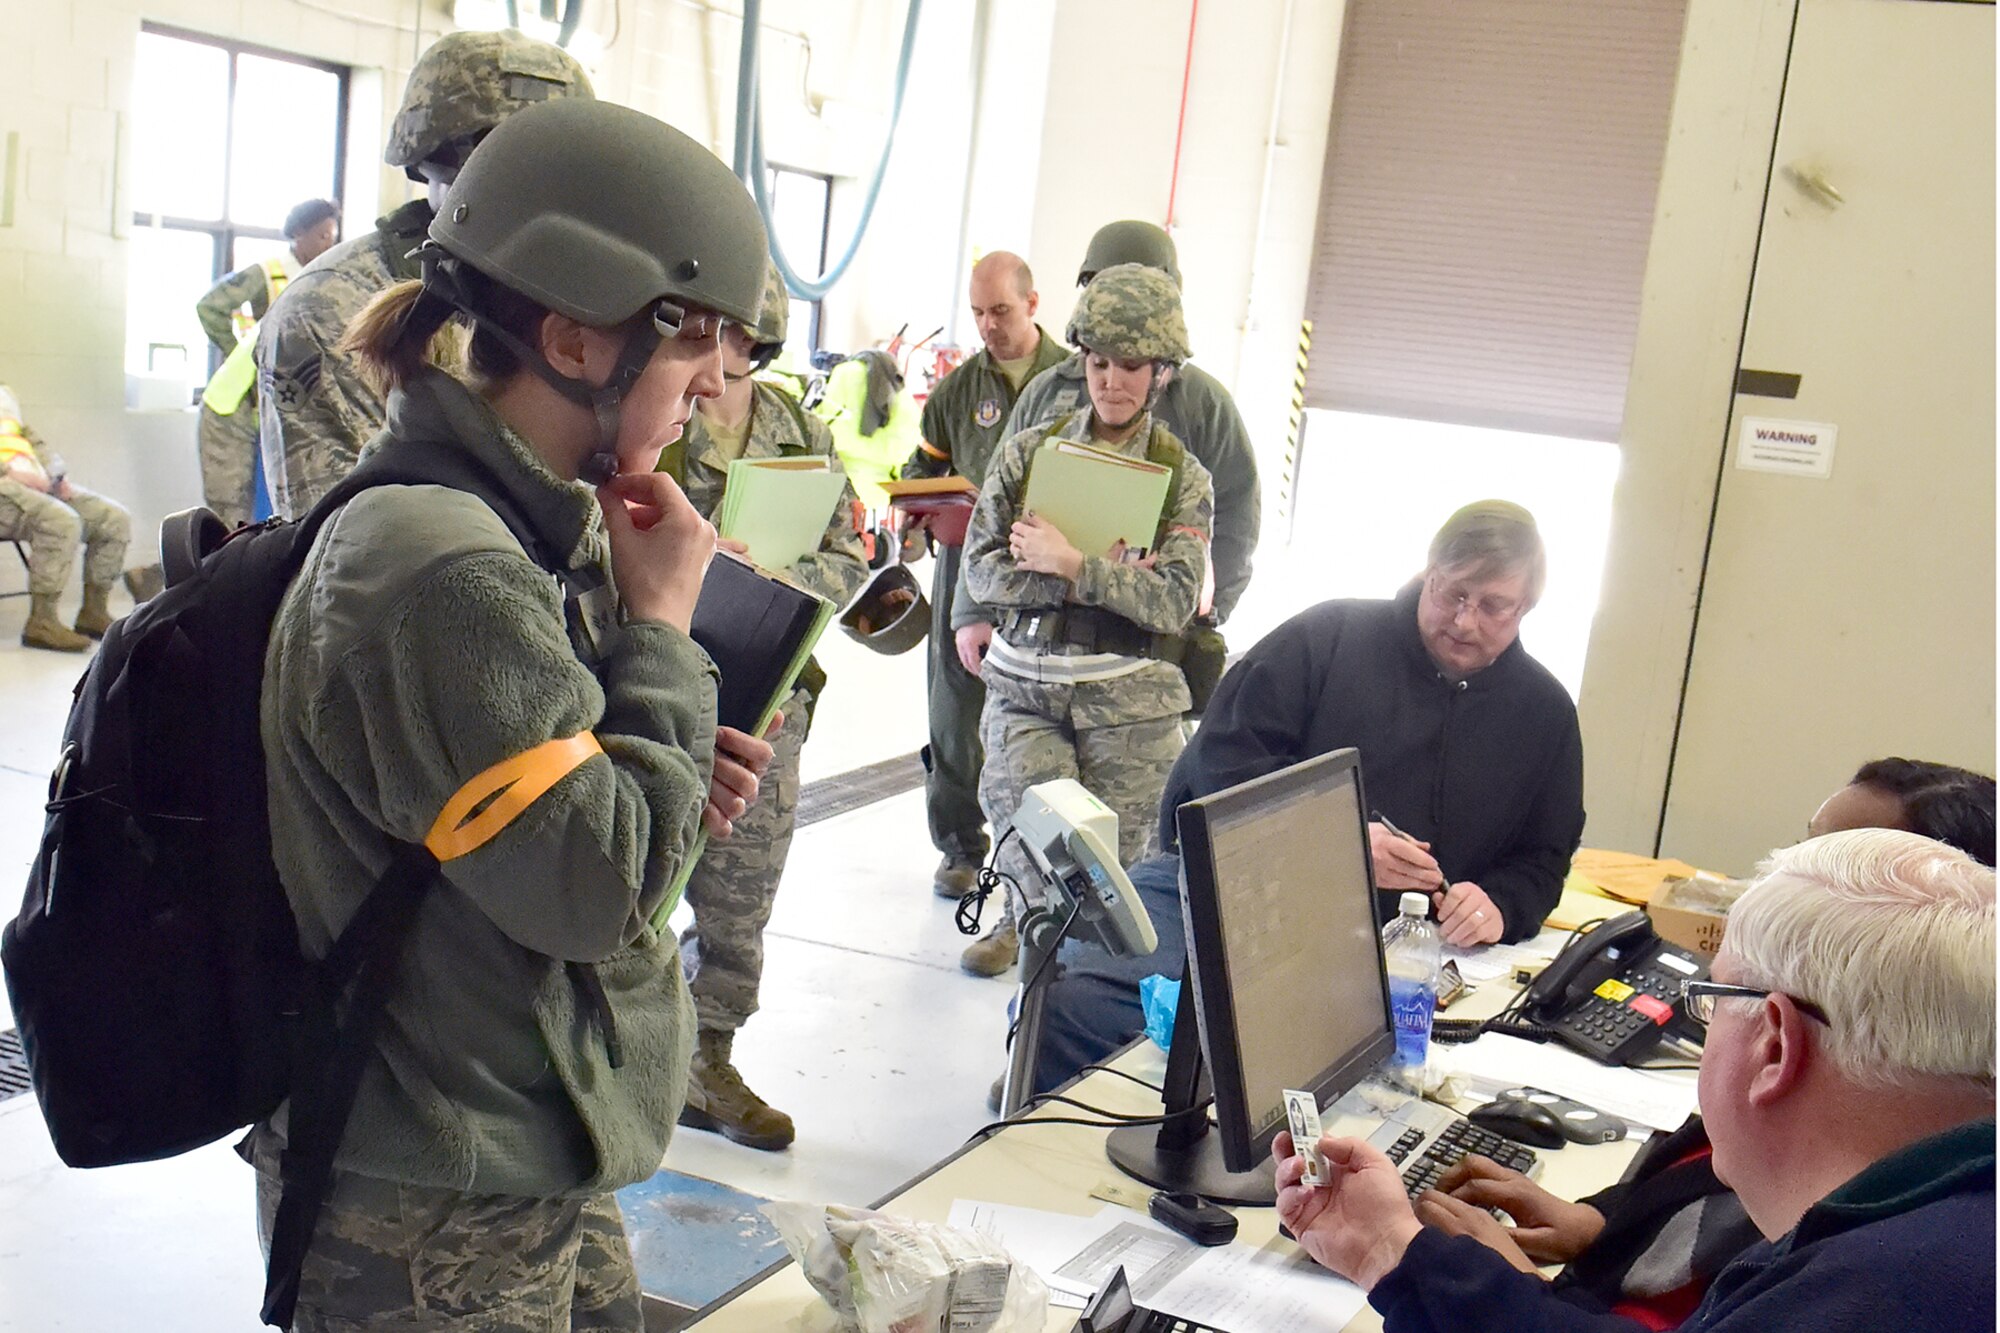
[256,199,434,518]
[964,411,1213,728]
[195,258,283,361]
[669,381,868,607]
[263,369,714,1195]
[1003,355,1260,624]
[905,327,1068,492]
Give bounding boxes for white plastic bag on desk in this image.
[764,1201,1050,1333]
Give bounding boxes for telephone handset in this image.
[1525,911,1708,1066]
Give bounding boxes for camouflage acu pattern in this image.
[384,29,593,174]
[901,328,1067,861]
[1066,263,1190,365]
[197,399,258,529]
[680,684,810,1032]
[670,384,864,1031]
[0,478,130,596]
[1004,358,1260,623]
[666,382,868,605]
[1077,219,1181,288]
[195,260,279,360]
[978,684,1183,911]
[962,409,1212,709]
[747,259,789,351]
[256,200,433,517]
[252,1152,641,1332]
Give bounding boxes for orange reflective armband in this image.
[425,732,604,862]
[917,438,950,461]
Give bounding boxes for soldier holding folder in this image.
[959,265,1214,977]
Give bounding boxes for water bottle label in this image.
[1388,978,1435,1067]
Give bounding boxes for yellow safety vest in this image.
[0,417,45,481]
[204,257,292,416]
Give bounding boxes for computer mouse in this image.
[1468,1097,1568,1150]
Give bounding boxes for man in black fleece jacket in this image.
[1029,502,1581,1092]
[1160,503,1583,944]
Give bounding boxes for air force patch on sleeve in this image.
[974,397,1001,428]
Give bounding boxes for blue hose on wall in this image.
[736,0,925,301]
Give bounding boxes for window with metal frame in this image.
[764,164,832,353]
[124,24,348,390]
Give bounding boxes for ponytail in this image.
[342,267,557,396]
[342,280,465,394]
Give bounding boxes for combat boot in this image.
[74,582,115,639]
[123,564,165,604]
[678,1029,795,1151]
[960,910,1019,977]
[22,595,89,653]
[934,855,980,900]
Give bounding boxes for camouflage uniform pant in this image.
[0,478,130,597]
[977,666,1185,914]
[198,398,260,530]
[252,1167,641,1332]
[679,684,810,1033]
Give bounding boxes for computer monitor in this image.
[1105,748,1396,1205]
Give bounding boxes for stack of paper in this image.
[1021,439,1172,559]
[1452,1033,1701,1132]
[716,457,849,571]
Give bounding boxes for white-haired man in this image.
[1274,828,1996,1332]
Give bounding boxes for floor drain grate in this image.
[796,750,926,828]
[0,1028,30,1103]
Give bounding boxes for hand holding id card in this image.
[1283,1088,1327,1187]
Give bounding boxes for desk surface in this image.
[680,961,1687,1333]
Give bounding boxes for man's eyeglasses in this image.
[1681,980,1831,1026]
[1425,574,1524,626]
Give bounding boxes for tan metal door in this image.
[1661,0,1995,872]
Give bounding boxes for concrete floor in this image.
[0,565,1031,1331]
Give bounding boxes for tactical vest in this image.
[996,413,1194,663]
[203,257,292,417]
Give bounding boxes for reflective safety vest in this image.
[0,416,46,484]
[204,257,292,417]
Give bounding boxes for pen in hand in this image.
[1371,811,1450,893]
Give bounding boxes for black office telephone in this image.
[1523,911,1708,1065]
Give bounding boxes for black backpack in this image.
[0,443,580,1327]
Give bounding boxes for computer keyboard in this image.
[1364,1097,1539,1200]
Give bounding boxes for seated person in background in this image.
[0,384,153,653]
[1029,501,1583,1093]
[1421,758,1996,1329]
[1809,756,1994,865]
[1276,828,1996,1333]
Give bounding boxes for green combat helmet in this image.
[1076,220,1181,288]
[1066,263,1190,365]
[839,562,929,655]
[384,29,594,181]
[423,99,767,473]
[746,260,790,369]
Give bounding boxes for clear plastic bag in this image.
[764,1201,1050,1333]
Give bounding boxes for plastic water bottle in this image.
[1382,892,1441,1096]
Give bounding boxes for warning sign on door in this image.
[1737,417,1837,478]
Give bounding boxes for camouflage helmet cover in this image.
[1066,263,1190,364]
[385,29,594,177]
[1077,220,1181,288]
[747,259,789,352]
[429,99,768,328]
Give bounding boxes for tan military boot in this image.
[960,912,1019,977]
[934,855,980,900]
[123,564,165,604]
[74,583,115,639]
[22,595,89,653]
[677,1029,795,1151]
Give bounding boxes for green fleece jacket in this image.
[260,370,717,1196]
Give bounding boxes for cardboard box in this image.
[1646,875,1742,959]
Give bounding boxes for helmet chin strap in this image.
[416,245,662,485]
